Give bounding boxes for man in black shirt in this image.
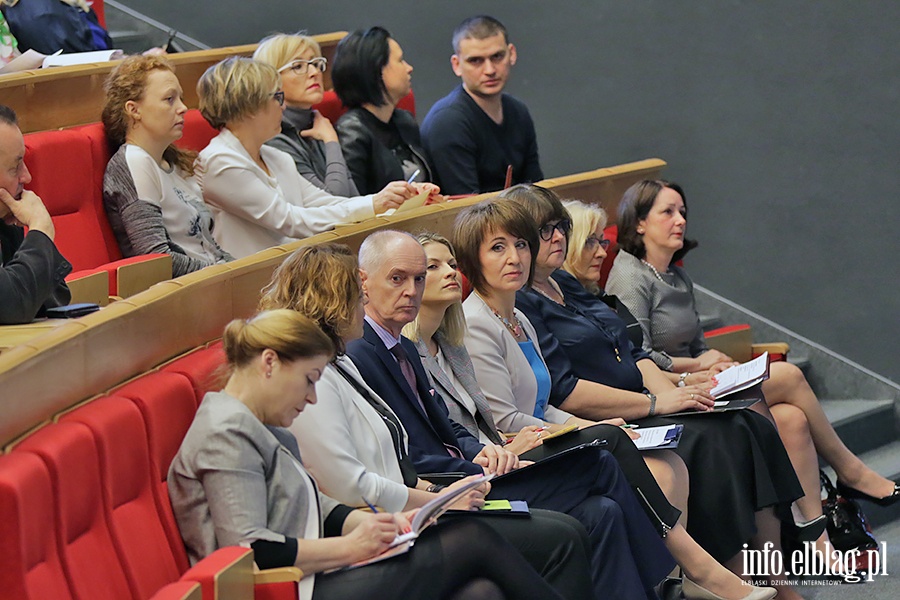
[421,16,543,195]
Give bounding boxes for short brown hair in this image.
[222,309,334,369]
[500,184,571,246]
[197,57,280,129]
[617,180,698,263]
[452,198,538,295]
[102,55,197,175]
[259,243,361,355]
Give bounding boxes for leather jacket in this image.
[335,107,433,195]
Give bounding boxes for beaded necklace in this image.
[641,259,675,286]
[478,294,525,339]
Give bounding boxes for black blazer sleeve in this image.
[0,226,72,325]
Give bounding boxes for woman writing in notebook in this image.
[167,308,565,600]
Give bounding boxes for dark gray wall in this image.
[136,1,900,383]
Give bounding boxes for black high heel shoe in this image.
[785,514,827,542]
[836,480,900,507]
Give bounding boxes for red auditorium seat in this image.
[175,110,219,153]
[150,581,202,600]
[313,89,415,123]
[113,371,201,569]
[598,224,618,290]
[0,453,75,600]
[60,397,184,599]
[161,341,227,404]
[92,0,106,28]
[15,422,134,600]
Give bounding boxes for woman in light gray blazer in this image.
[168,308,562,600]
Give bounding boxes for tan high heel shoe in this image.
[682,576,777,600]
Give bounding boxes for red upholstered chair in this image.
[313,89,416,123]
[14,422,134,600]
[175,110,219,153]
[113,371,200,570]
[161,341,227,405]
[598,224,618,290]
[92,0,106,27]
[150,581,202,600]
[59,396,183,600]
[0,453,75,600]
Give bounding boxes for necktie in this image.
[390,344,419,399]
[391,344,461,458]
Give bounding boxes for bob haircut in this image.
[197,57,280,129]
[452,198,538,295]
[403,232,467,347]
[331,26,393,109]
[452,15,509,54]
[222,309,334,370]
[562,199,608,293]
[500,184,571,246]
[259,243,361,355]
[253,32,322,72]
[617,180,698,263]
[102,55,197,175]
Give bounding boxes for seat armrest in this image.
[180,546,254,600]
[254,566,303,584]
[751,342,790,362]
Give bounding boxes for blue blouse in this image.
[518,340,551,419]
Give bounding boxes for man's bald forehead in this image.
[358,230,424,273]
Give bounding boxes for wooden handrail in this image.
[0,159,666,447]
[0,31,347,134]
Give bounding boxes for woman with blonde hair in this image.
[169,308,553,600]
[196,57,417,258]
[102,54,233,276]
[254,33,358,197]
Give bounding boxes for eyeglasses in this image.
[272,91,285,106]
[585,235,611,251]
[277,57,328,74]
[538,219,571,241]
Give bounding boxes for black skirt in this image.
[637,407,803,562]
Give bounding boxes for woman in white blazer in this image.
[195,57,418,258]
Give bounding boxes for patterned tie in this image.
[390,344,419,400]
[391,344,461,458]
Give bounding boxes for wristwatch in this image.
[678,372,689,387]
[645,392,657,417]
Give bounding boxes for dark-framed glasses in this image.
[272,91,285,106]
[278,57,328,74]
[585,235,611,251]
[538,219,572,241]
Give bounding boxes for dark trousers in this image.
[490,445,675,600]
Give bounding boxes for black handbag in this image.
[820,470,878,572]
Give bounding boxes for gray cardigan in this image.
[167,391,341,567]
[414,331,504,445]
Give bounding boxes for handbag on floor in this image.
[820,470,878,574]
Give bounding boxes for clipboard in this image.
[632,424,683,450]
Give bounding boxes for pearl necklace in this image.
[641,259,674,285]
[532,279,565,305]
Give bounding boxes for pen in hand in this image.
[406,169,421,184]
[361,496,379,513]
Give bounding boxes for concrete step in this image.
[821,439,900,528]
[822,398,898,456]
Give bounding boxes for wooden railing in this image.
[0,158,666,448]
[0,31,347,134]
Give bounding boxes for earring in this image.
[266,370,272,379]
[637,228,645,234]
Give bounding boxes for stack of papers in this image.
[710,352,770,398]
[632,424,683,450]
